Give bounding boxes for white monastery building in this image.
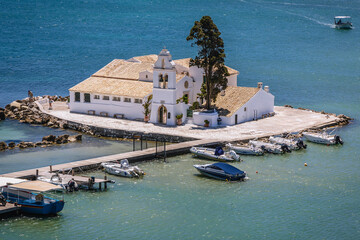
[69,48,274,127]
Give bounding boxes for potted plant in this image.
[142,95,152,123]
[176,114,183,125]
[204,119,210,127]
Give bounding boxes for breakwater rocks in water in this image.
[3,97,195,143]
[3,96,68,127]
[283,105,352,126]
[0,134,82,151]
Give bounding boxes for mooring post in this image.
[164,139,166,162]
[72,169,74,176]
[155,139,158,157]
[146,139,148,149]
[36,169,39,177]
[99,182,102,190]
[104,175,107,189]
[140,135,143,150]
[49,165,53,172]
[133,137,135,151]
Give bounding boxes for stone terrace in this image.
[41,102,339,142]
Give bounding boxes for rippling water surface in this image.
[0,0,359,239]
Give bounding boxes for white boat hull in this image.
[190,147,240,162]
[249,140,286,154]
[302,132,342,145]
[268,136,306,150]
[101,161,144,178]
[226,143,264,155]
[335,23,352,29]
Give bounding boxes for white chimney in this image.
[264,86,269,93]
[257,82,263,89]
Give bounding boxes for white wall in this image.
[220,88,274,125]
[69,91,145,120]
[227,74,238,86]
[149,102,177,126]
[176,76,193,103]
[152,88,176,105]
[193,110,219,127]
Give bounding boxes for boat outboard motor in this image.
[229,150,241,161]
[335,135,343,145]
[0,193,6,206]
[281,144,291,153]
[214,146,224,156]
[296,140,307,149]
[260,145,267,153]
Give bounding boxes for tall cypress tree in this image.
[187,16,229,110]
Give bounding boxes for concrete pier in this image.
[0,139,218,179]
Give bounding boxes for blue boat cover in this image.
[212,162,244,175]
[214,146,224,156]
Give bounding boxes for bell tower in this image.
[150,48,177,126]
[153,48,176,89]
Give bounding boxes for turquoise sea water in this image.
[0,0,359,239]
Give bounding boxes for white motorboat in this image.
[334,16,352,29]
[226,143,264,156]
[37,173,79,192]
[249,140,290,154]
[302,131,343,145]
[101,159,145,178]
[190,146,241,162]
[268,136,307,150]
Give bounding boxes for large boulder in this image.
[9,101,21,111]
[0,142,7,151]
[42,135,56,142]
[75,134,82,141]
[0,110,5,120]
[56,134,69,144]
[8,142,16,148]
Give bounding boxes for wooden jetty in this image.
[0,203,20,218]
[0,139,218,180]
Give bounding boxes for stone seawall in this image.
[2,96,353,143]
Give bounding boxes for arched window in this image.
[168,112,171,119]
[161,59,165,69]
[184,81,189,89]
[164,74,168,89]
[159,74,163,88]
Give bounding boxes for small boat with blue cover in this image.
[190,146,241,162]
[193,162,246,181]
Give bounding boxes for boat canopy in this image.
[212,163,244,175]
[335,16,351,19]
[0,177,27,187]
[6,180,62,192]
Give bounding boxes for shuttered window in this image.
[75,92,80,102]
[84,93,91,103]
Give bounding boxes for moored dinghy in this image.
[190,146,241,162]
[302,131,343,145]
[226,143,264,155]
[101,159,145,178]
[269,136,307,150]
[193,162,246,181]
[249,140,291,154]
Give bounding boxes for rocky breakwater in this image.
[0,134,82,152]
[3,96,69,128]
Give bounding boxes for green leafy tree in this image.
[187,16,229,110]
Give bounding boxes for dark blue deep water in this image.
[0,0,359,239]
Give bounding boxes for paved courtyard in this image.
[42,102,338,141]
